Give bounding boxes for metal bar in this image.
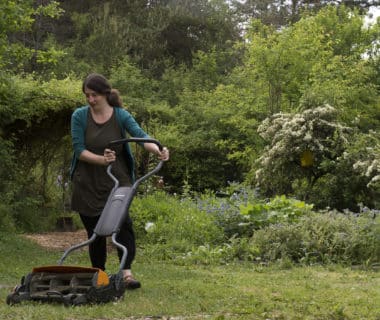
[58,234,97,265]
[111,233,128,272]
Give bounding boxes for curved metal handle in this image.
[107,137,165,188]
[108,137,163,151]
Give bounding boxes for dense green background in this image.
[0,1,379,232]
[0,4,379,317]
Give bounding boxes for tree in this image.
[2,0,65,74]
[0,0,33,68]
[231,0,380,28]
[151,5,379,195]
[237,6,379,120]
[156,49,248,191]
[49,0,240,77]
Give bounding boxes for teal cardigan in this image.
[70,106,149,182]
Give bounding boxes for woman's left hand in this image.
[157,147,169,161]
[144,142,170,161]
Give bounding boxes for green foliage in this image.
[254,102,379,209]
[131,192,224,255]
[242,6,379,119]
[0,136,17,231]
[304,129,380,210]
[0,3,379,231]
[352,131,380,196]
[0,204,16,233]
[239,195,314,228]
[110,58,157,107]
[231,0,378,28]
[250,210,380,265]
[108,57,175,129]
[1,1,65,73]
[0,74,82,231]
[168,90,235,190]
[255,105,351,200]
[175,237,256,265]
[195,186,314,240]
[161,5,377,197]
[124,186,380,267]
[52,0,239,78]
[0,74,81,126]
[130,190,378,267]
[158,48,248,191]
[0,0,33,68]
[0,136,14,187]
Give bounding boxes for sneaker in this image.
[123,275,141,290]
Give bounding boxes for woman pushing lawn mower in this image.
[70,73,169,290]
[6,74,168,306]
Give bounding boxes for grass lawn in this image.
[0,232,379,319]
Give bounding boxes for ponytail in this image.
[107,89,123,108]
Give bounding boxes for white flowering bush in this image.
[349,131,380,206]
[255,104,350,200]
[353,141,380,190]
[254,104,380,210]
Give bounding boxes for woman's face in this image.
[84,87,107,108]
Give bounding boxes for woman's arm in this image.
[71,107,87,158]
[79,149,116,166]
[144,143,169,161]
[119,108,169,161]
[72,107,116,166]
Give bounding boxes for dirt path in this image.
[23,230,87,250]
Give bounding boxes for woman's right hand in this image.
[103,148,116,165]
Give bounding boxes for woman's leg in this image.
[79,214,107,271]
[116,216,136,269]
[116,216,140,289]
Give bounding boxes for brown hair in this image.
[82,73,123,107]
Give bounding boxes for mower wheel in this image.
[72,294,88,306]
[6,293,22,305]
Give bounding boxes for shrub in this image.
[239,195,314,229]
[195,186,253,239]
[177,237,258,265]
[0,203,16,233]
[131,191,224,254]
[196,188,313,239]
[12,197,64,232]
[133,191,378,266]
[250,210,380,265]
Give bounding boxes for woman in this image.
[70,73,169,289]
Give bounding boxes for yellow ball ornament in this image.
[300,150,314,167]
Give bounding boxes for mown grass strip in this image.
[0,232,379,319]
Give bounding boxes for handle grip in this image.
[108,137,163,151]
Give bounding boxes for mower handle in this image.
[108,137,163,151]
[107,137,164,189]
[58,138,164,267]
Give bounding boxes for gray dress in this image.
[71,109,131,216]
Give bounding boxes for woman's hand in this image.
[144,143,170,161]
[103,148,116,164]
[157,147,169,161]
[79,149,116,166]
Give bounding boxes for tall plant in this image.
[254,105,380,210]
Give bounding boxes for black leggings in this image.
[79,214,136,271]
